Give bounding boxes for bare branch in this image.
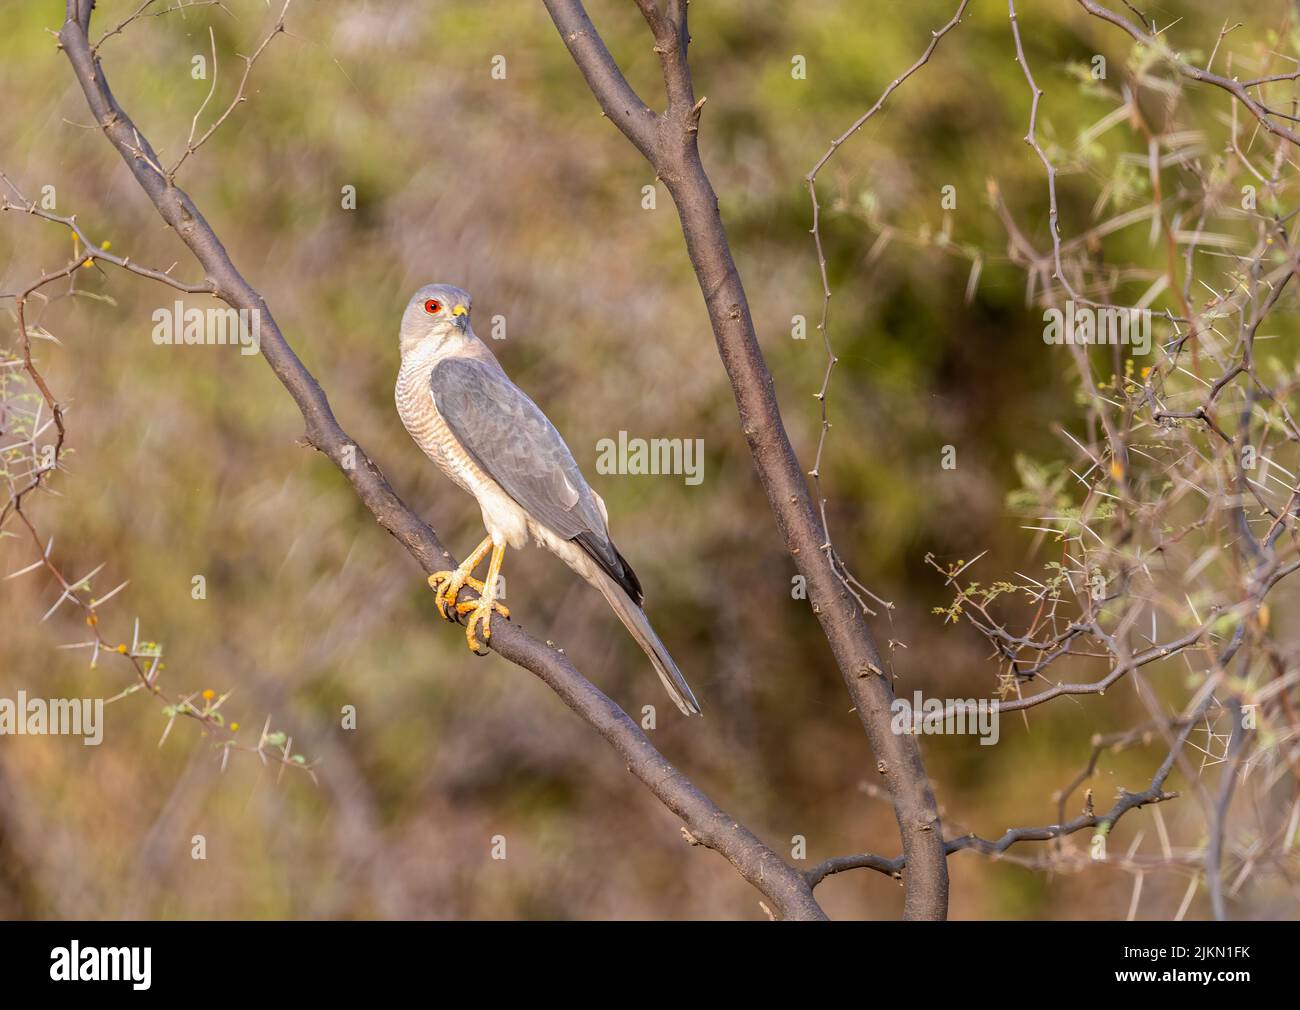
[169,0,293,178]
[808,690,1218,888]
[0,172,216,296]
[544,0,950,919]
[804,0,971,627]
[92,0,232,55]
[543,0,660,160]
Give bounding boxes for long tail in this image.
[592,571,701,716]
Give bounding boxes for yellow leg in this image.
[464,543,507,655]
[427,537,492,621]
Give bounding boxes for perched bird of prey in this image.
[394,284,701,716]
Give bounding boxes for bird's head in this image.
[399,283,473,356]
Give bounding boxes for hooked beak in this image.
[452,303,469,331]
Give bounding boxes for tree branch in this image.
[806,689,1215,888]
[0,176,216,296]
[543,0,949,919]
[544,0,660,160]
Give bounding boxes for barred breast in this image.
[396,343,538,550]
[395,352,481,496]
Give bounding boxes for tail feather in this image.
[592,571,701,716]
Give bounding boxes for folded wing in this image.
[428,357,641,601]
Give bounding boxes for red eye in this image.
[424,299,442,314]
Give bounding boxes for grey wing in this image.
[429,357,642,600]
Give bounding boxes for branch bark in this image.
[54,0,824,921]
[543,0,949,919]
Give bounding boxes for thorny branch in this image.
[0,177,302,775]
[905,1,1300,916]
[804,0,972,623]
[1077,0,1300,148]
[806,685,1223,889]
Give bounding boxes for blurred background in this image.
[1,0,1297,919]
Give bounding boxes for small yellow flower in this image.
[230,722,240,732]
[116,643,128,654]
[86,614,98,626]
[201,688,216,702]
[101,240,111,250]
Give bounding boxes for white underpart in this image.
[394,337,593,581]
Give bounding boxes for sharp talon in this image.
[427,570,456,619]
[466,621,487,653]
[463,595,502,654]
